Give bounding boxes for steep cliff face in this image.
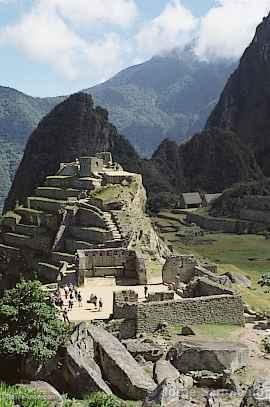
[4,93,141,212]
[207,13,270,175]
[148,128,262,199]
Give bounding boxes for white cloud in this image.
[135,0,198,57]
[52,0,138,27]
[0,0,124,81]
[196,0,270,60]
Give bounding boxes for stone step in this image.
[51,251,76,265]
[65,239,94,252]
[15,223,45,237]
[3,232,50,252]
[0,243,21,256]
[27,197,66,213]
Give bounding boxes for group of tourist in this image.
[50,283,104,324]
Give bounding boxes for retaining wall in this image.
[113,294,245,336]
[187,213,264,234]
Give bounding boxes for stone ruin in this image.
[0,152,163,290]
[110,254,245,338]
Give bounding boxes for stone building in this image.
[202,193,222,207]
[0,153,168,289]
[177,192,202,209]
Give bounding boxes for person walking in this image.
[144,285,148,298]
[59,298,64,310]
[63,308,70,324]
[93,296,97,310]
[78,291,82,307]
[68,298,74,310]
[98,298,103,312]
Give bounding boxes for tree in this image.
[0,280,70,377]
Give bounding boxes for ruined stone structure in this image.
[112,287,244,337]
[0,153,169,288]
[109,254,244,337]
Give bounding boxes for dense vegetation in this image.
[0,280,69,379]
[210,178,270,217]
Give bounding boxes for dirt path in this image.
[238,322,270,377]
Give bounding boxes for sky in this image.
[0,0,270,97]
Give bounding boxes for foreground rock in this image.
[25,323,111,398]
[89,325,156,400]
[65,323,112,397]
[123,339,164,362]
[154,360,180,384]
[144,378,194,407]
[240,377,270,406]
[167,340,249,374]
[19,381,63,406]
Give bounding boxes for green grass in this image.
[91,179,139,204]
[153,210,270,312]
[169,323,242,340]
[0,383,51,407]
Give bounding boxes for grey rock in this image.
[240,377,270,406]
[123,339,164,362]
[154,360,180,384]
[225,272,251,288]
[143,378,194,407]
[18,381,63,406]
[181,326,196,336]
[89,325,156,400]
[65,323,112,397]
[167,340,249,374]
[24,322,111,398]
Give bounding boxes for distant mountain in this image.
[143,128,262,210]
[4,93,141,212]
[0,86,63,143]
[88,47,236,156]
[206,12,270,176]
[0,48,235,210]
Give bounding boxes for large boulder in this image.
[89,325,156,400]
[18,381,63,406]
[122,339,164,362]
[64,323,112,397]
[143,378,194,407]
[167,340,249,374]
[25,323,111,398]
[240,377,270,406]
[154,360,180,384]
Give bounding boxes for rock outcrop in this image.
[167,340,249,374]
[64,323,112,397]
[89,325,156,400]
[153,360,180,384]
[144,378,194,407]
[207,12,270,177]
[240,377,270,406]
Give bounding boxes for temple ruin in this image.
[0,152,168,289]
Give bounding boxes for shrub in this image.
[86,392,123,407]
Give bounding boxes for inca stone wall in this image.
[187,212,265,233]
[112,292,245,336]
[136,295,245,333]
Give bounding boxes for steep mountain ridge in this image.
[207,12,270,175]
[4,93,141,212]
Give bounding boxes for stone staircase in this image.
[103,211,122,241]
